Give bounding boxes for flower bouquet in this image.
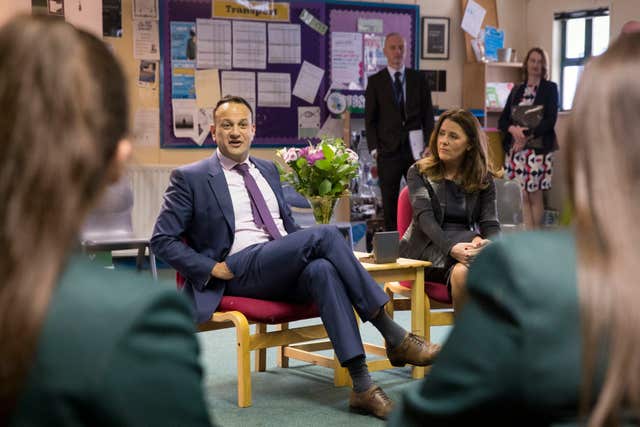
[276,136,359,224]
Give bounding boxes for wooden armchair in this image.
[176,273,349,408]
[384,186,454,343]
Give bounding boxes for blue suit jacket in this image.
[151,154,299,322]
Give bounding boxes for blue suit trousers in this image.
[224,225,389,364]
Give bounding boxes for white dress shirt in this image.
[216,150,288,255]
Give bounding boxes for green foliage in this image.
[276,136,360,198]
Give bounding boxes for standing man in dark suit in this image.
[365,33,435,231]
[151,95,440,420]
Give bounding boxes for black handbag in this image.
[511,104,544,149]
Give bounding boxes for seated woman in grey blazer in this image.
[0,15,213,426]
[390,33,640,425]
[399,109,500,312]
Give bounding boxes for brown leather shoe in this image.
[386,332,441,367]
[349,384,394,419]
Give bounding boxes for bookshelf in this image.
[462,62,522,128]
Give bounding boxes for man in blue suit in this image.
[151,95,440,419]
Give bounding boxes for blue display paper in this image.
[484,26,504,61]
[172,60,195,99]
[171,21,196,61]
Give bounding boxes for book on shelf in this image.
[485,82,514,109]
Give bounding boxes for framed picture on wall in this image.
[48,0,64,16]
[422,17,449,60]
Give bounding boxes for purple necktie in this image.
[234,163,283,240]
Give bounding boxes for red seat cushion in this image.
[218,296,319,324]
[397,280,452,304]
[177,272,319,323]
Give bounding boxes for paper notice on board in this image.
[221,71,256,113]
[65,0,102,38]
[171,21,196,62]
[133,0,158,20]
[133,109,160,147]
[331,32,363,89]
[409,130,425,160]
[299,9,327,35]
[133,20,160,60]
[192,108,213,146]
[292,60,324,104]
[258,73,291,108]
[268,23,301,64]
[195,69,221,108]
[461,0,486,38]
[196,18,232,70]
[298,106,321,139]
[233,21,267,69]
[172,99,197,139]
[172,60,195,99]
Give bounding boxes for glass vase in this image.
[306,195,339,224]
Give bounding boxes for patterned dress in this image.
[504,85,554,192]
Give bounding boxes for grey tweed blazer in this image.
[399,164,500,268]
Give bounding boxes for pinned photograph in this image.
[137,60,157,88]
[175,114,193,130]
[172,99,197,139]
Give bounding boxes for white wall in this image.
[610,0,640,36]
[0,0,30,26]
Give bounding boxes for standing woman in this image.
[0,15,212,426]
[499,47,558,229]
[400,109,500,312]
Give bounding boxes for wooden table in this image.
[344,253,432,381]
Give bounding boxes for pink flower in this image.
[300,146,325,165]
[277,147,300,163]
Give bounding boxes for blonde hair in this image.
[566,32,640,425]
[416,109,491,192]
[0,15,128,419]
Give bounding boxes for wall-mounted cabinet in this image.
[462,62,522,129]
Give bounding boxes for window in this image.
[555,8,609,110]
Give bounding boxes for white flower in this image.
[345,148,359,163]
[282,147,299,163]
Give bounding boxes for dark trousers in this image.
[377,141,415,231]
[223,225,389,364]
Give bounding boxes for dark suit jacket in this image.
[389,231,603,426]
[399,165,500,268]
[11,256,212,427]
[150,154,299,323]
[365,68,434,154]
[498,79,559,154]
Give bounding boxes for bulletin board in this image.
[159,0,419,148]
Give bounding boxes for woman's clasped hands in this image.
[508,124,529,153]
[450,237,491,267]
